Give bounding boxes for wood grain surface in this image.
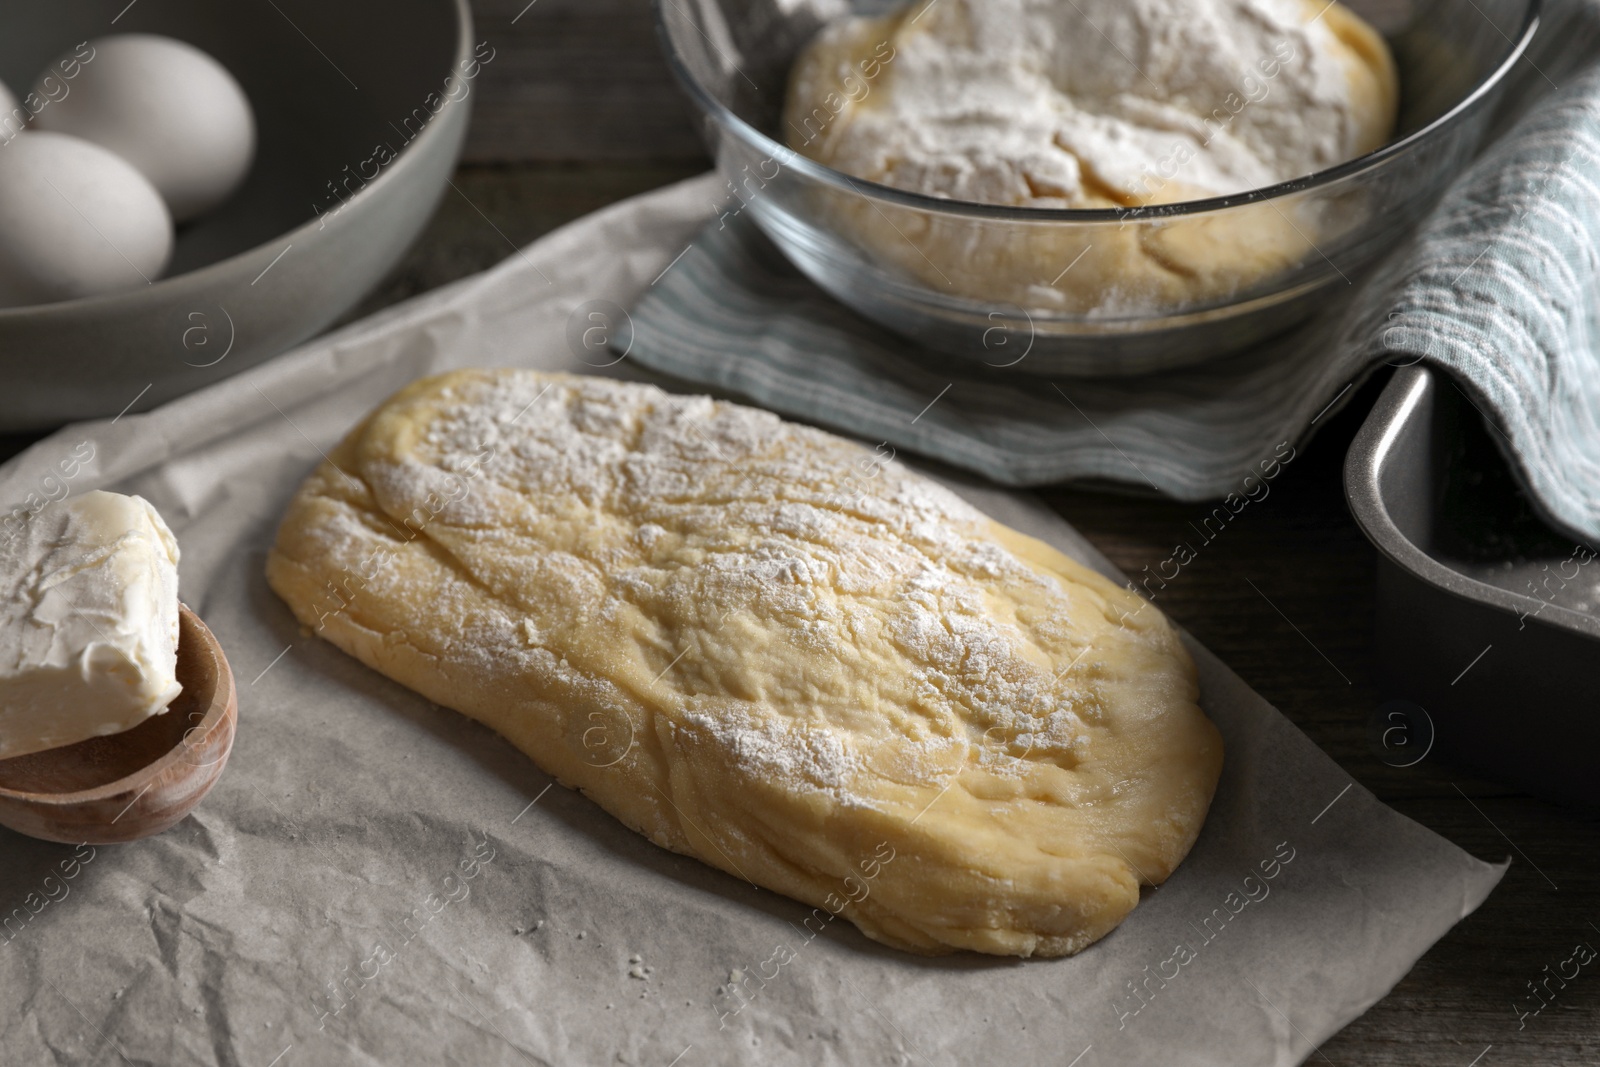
[459,0,706,164]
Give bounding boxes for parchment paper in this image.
[0,175,1503,1067]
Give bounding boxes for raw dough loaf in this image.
[266,370,1223,957]
[783,0,1399,314]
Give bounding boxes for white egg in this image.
[0,131,173,308]
[32,35,255,223]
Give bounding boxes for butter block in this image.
[0,490,182,760]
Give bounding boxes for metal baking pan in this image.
[1345,365,1600,809]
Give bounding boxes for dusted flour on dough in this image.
[267,370,1223,958]
[788,0,1398,207]
[782,0,1397,312]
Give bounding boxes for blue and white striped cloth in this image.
[626,0,1600,543]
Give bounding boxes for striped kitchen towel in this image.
[625,0,1600,544]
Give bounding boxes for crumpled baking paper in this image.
[0,175,1502,1067]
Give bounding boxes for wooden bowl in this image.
[0,604,237,844]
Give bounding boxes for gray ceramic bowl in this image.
[0,0,473,431]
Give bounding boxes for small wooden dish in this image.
[0,604,237,844]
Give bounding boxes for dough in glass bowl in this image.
[784,0,1399,314]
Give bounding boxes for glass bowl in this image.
[656,0,1541,375]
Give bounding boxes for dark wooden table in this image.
[19,1,1598,1062]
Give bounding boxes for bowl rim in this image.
[1344,366,1600,639]
[0,604,238,807]
[655,0,1543,222]
[0,0,474,320]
